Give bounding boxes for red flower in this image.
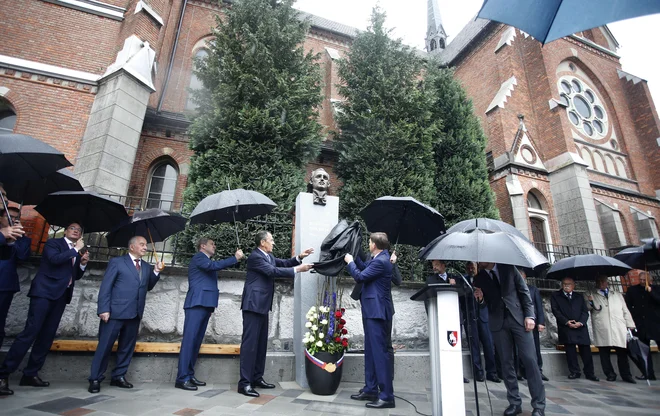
[341,328,348,334]
[341,339,348,347]
[335,311,343,318]
[335,337,341,343]
[340,319,346,325]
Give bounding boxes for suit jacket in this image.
[184,252,238,309]
[473,264,534,332]
[460,274,488,323]
[625,284,660,341]
[529,284,545,326]
[97,254,160,319]
[28,237,85,303]
[346,250,394,320]
[550,290,591,345]
[241,248,299,315]
[0,236,31,292]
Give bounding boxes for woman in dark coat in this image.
[625,271,660,380]
[550,277,599,381]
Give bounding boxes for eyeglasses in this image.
[67,226,83,232]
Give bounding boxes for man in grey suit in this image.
[474,263,545,416]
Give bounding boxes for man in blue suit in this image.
[344,232,395,409]
[238,230,313,398]
[0,207,31,350]
[175,238,244,391]
[88,236,163,394]
[0,222,89,395]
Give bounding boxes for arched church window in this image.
[0,99,17,134]
[439,39,445,49]
[430,39,437,51]
[186,48,209,110]
[527,192,543,210]
[146,162,178,210]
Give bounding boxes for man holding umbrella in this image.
[625,271,659,381]
[0,222,88,395]
[176,238,244,391]
[474,263,545,416]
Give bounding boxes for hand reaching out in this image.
[296,263,313,273]
[344,253,354,264]
[390,251,397,264]
[235,249,245,260]
[299,248,314,259]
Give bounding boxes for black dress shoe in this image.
[464,377,470,383]
[649,375,657,381]
[622,376,637,384]
[635,375,647,380]
[486,375,502,383]
[531,409,545,416]
[0,378,13,395]
[175,380,198,391]
[476,374,486,382]
[365,399,395,409]
[88,380,100,394]
[238,385,260,397]
[503,404,523,416]
[568,373,581,380]
[110,376,133,388]
[350,391,378,401]
[586,375,600,382]
[516,375,525,381]
[19,375,50,387]
[541,373,549,381]
[606,374,617,382]
[190,376,206,386]
[254,379,276,389]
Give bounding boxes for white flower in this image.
[321,319,328,325]
[305,322,312,328]
[302,337,309,344]
[304,332,310,338]
[318,333,324,340]
[313,313,318,319]
[316,340,323,347]
[309,306,316,312]
[311,325,318,331]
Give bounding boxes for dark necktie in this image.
[602,288,609,299]
[566,292,572,300]
[135,258,141,274]
[490,270,500,289]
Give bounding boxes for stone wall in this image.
[4,259,582,352]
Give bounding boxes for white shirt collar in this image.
[258,248,270,258]
[64,237,75,247]
[128,253,141,263]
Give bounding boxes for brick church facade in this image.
[1,0,659,256]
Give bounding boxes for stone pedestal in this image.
[293,192,339,388]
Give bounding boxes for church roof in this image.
[296,10,359,39]
[437,16,493,65]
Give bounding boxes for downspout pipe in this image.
[157,0,188,113]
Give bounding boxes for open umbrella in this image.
[3,168,83,206]
[359,196,445,247]
[546,254,631,280]
[189,189,277,245]
[614,239,660,271]
[35,191,128,233]
[419,228,548,269]
[477,0,660,45]
[446,218,528,241]
[106,209,187,262]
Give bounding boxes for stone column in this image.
[547,153,605,249]
[506,173,531,239]
[74,36,155,196]
[293,192,339,388]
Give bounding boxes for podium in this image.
[411,283,466,416]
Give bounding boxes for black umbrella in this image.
[546,254,631,280]
[477,0,660,45]
[0,133,72,222]
[3,168,83,206]
[627,329,651,387]
[359,196,445,247]
[614,239,660,271]
[35,191,128,233]
[189,189,277,245]
[106,208,186,249]
[446,218,529,241]
[419,228,548,269]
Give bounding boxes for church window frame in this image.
[557,76,609,139]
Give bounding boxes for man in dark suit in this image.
[550,277,599,381]
[238,230,313,398]
[0,206,30,350]
[175,238,244,391]
[0,222,89,395]
[474,263,545,416]
[464,261,499,383]
[517,270,549,381]
[625,271,659,380]
[88,236,163,394]
[345,232,395,409]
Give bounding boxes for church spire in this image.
[426,0,447,53]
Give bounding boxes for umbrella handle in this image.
[232,210,240,247]
[146,228,161,266]
[0,193,13,226]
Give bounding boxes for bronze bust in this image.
[307,168,330,205]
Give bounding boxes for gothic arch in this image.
[592,151,605,172]
[579,146,594,168]
[604,154,616,175]
[615,157,628,179]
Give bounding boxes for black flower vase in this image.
[305,350,344,395]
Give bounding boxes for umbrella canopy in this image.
[446,217,528,241]
[614,239,660,271]
[0,133,72,184]
[106,208,187,248]
[627,330,652,387]
[35,191,128,233]
[359,196,445,247]
[419,228,548,269]
[477,0,660,45]
[189,189,277,225]
[546,254,631,280]
[3,168,83,205]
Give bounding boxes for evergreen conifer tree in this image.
[181,0,324,257]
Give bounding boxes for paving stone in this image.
[194,389,226,398]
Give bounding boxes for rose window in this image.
[558,77,608,139]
